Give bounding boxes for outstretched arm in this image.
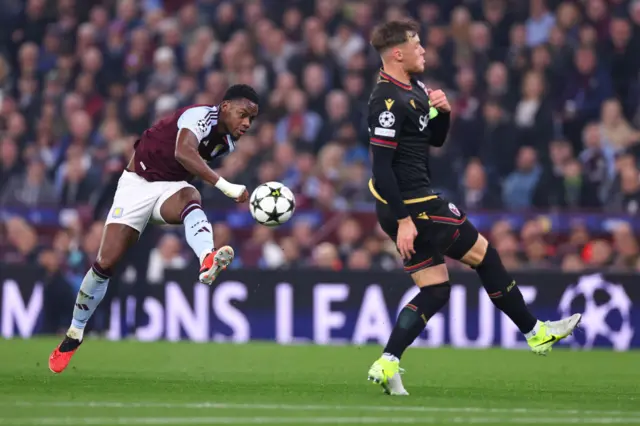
[175,107,248,202]
[175,128,221,187]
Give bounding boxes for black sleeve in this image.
[427,111,450,147]
[368,93,410,220]
[371,145,410,220]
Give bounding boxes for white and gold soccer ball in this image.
[249,181,296,227]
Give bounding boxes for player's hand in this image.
[427,89,451,113]
[215,177,247,200]
[221,184,245,199]
[235,188,249,203]
[396,217,418,261]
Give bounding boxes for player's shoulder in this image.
[370,78,401,101]
[178,104,219,117]
[370,73,414,105]
[177,104,219,126]
[368,81,409,116]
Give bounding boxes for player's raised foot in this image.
[367,355,409,396]
[527,313,582,355]
[49,334,82,374]
[199,246,234,285]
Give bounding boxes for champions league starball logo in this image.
[558,274,634,351]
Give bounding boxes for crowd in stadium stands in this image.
[2,0,640,277]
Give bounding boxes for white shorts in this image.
[105,170,196,233]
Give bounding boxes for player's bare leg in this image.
[158,187,233,284]
[369,264,451,395]
[49,223,139,373]
[455,227,581,355]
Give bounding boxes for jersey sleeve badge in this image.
[378,111,395,128]
[384,98,395,110]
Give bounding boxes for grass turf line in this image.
[0,339,638,425]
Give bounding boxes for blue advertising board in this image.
[1,266,637,350]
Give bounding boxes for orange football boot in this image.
[199,245,234,284]
[49,335,82,374]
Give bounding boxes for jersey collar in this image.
[214,103,236,152]
[379,69,412,90]
[226,134,236,152]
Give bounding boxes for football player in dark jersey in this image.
[365,20,581,395]
[49,84,259,374]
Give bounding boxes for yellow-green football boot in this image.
[527,313,582,355]
[367,355,409,396]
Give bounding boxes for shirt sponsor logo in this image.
[374,127,396,137]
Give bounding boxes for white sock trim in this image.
[67,325,84,341]
[524,320,542,340]
[382,353,400,363]
[199,250,212,265]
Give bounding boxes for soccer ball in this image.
[249,181,295,227]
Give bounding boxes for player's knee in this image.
[461,234,489,267]
[413,281,451,311]
[411,263,449,287]
[93,257,115,278]
[444,220,480,262]
[180,187,202,205]
[474,241,502,272]
[95,241,128,273]
[94,244,119,273]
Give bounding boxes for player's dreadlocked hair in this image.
[223,84,260,106]
[370,20,420,54]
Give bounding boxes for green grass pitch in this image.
[0,338,639,425]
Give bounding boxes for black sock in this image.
[384,283,450,359]
[475,245,537,334]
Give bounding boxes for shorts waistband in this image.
[368,179,438,205]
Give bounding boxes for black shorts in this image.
[376,196,477,273]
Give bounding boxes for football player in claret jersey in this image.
[49,84,259,374]
[365,20,582,395]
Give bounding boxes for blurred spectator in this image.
[458,159,502,210]
[610,222,640,270]
[146,234,188,284]
[479,99,517,179]
[526,0,556,47]
[503,146,542,210]
[579,122,615,200]
[561,47,613,148]
[336,216,362,263]
[561,253,585,272]
[278,236,303,269]
[600,98,640,151]
[522,237,552,269]
[242,225,284,268]
[556,221,591,258]
[347,248,372,270]
[535,154,600,209]
[0,158,57,206]
[39,248,75,334]
[361,234,399,271]
[610,165,640,214]
[312,242,342,270]
[275,89,322,146]
[0,138,24,194]
[513,71,553,152]
[495,232,523,270]
[583,239,613,269]
[3,217,42,264]
[1,0,639,274]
